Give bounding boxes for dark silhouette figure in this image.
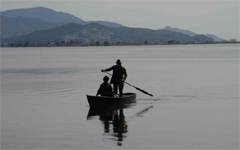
[96,76,118,97]
[101,59,127,96]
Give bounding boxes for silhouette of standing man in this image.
[101,59,127,96]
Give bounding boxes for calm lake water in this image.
[1,44,239,149]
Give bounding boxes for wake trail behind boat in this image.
[136,98,161,101]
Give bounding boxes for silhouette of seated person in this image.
[96,76,118,97]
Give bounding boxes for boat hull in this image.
[86,93,136,107]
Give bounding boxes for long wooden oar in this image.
[103,72,153,97]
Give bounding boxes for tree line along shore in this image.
[1,39,239,47]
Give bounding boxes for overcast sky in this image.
[1,0,239,40]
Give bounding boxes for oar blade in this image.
[135,87,153,97]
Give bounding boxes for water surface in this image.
[1,44,239,149]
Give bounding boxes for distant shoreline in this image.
[1,41,239,48]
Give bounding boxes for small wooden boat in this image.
[87,93,136,120]
[86,93,137,107]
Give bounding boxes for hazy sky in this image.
[1,0,239,40]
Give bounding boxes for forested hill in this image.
[161,26,226,42]
[0,16,63,38]
[1,23,214,44]
[1,7,125,39]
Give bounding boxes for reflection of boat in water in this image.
[86,93,136,107]
[88,107,131,146]
[87,97,136,146]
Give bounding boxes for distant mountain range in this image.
[0,7,124,39]
[0,7,225,44]
[1,7,86,24]
[161,26,225,42]
[1,16,63,38]
[1,22,214,44]
[1,7,124,27]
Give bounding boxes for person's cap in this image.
[116,59,121,64]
